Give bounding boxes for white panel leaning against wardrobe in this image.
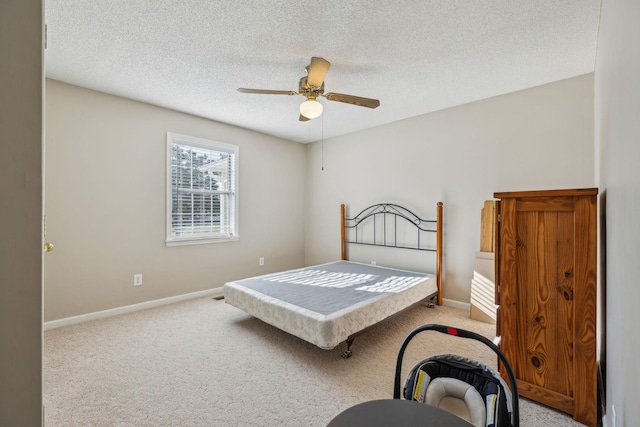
[305,74,595,306]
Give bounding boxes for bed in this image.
[224,202,443,358]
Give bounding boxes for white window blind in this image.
[166,133,239,246]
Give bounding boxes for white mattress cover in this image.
[224,261,437,350]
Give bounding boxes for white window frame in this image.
[165,132,239,246]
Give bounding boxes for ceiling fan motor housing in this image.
[299,76,324,99]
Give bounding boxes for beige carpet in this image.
[44,296,587,426]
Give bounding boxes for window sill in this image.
[165,236,239,247]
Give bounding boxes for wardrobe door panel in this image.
[494,188,597,427]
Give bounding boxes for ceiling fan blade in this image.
[299,114,310,122]
[237,88,298,95]
[324,92,380,109]
[307,57,330,88]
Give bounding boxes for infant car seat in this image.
[393,324,519,427]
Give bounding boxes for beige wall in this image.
[595,0,640,425]
[44,80,307,321]
[0,0,43,424]
[305,75,595,303]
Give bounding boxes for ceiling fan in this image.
[238,57,380,121]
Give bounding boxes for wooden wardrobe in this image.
[493,188,598,427]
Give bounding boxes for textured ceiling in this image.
[45,1,601,143]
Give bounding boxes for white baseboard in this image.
[45,293,471,331]
[442,298,471,311]
[44,287,224,331]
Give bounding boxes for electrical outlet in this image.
[259,257,265,266]
[371,261,376,266]
[134,274,142,286]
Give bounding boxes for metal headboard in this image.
[340,202,443,305]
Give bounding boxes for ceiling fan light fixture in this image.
[300,99,323,119]
[238,57,380,122]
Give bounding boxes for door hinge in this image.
[44,24,47,49]
[497,213,501,222]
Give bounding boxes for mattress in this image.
[224,261,436,350]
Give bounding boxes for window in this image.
[166,133,239,246]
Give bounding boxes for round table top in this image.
[326,399,475,427]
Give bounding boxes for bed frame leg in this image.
[426,296,436,309]
[342,337,355,359]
